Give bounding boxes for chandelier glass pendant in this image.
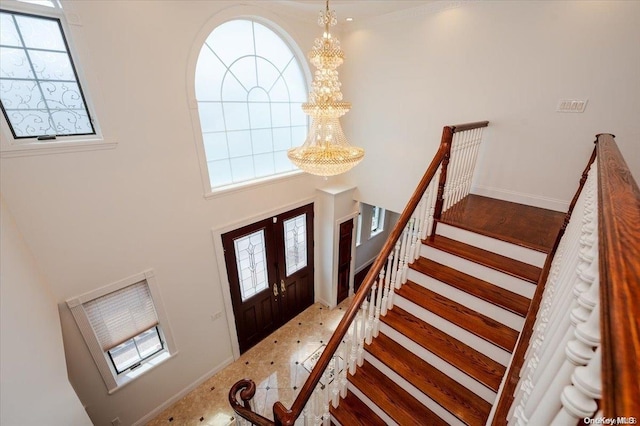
[287,0,364,176]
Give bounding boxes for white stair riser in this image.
[436,223,547,267]
[346,382,399,426]
[364,352,466,426]
[407,268,525,330]
[394,295,512,365]
[419,244,536,298]
[380,323,497,403]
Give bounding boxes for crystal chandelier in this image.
[287,0,364,176]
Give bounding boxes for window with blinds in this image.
[67,270,176,391]
[82,281,163,373]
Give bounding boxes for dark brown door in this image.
[337,219,354,304]
[222,203,314,353]
[275,203,315,324]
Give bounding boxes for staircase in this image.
[330,196,564,426]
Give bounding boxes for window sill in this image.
[204,169,306,199]
[369,230,384,239]
[108,349,177,395]
[0,137,117,158]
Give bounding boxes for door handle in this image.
[273,283,278,297]
[280,279,286,294]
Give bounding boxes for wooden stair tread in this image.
[397,281,519,352]
[425,235,542,283]
[411,257,531,317]
[367,333,492,425]
[382,307,505,391]
[349,360,448,426]
[439,194,565,253]
[330,391,386,426]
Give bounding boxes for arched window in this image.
[195,19,308,189]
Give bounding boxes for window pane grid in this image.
[195,19,307,189]
[107,326,163,374]
[0,10,95,139]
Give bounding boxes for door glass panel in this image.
[283,214,307,276]
[234,230,269,301]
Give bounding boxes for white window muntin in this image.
[66,270,176,393]
[195,18,308,191]
[371,206,386,236]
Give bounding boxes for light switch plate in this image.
[557,99,588,113]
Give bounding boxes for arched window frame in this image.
[187,9,311,198]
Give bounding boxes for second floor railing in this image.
[229,120,490,425]
[491,133,640,424]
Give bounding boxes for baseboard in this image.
[471,185,569,212]
[355,257,376,274]
[133,356,235,426]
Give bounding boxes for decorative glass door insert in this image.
[283,214,307,277]
[222,203,314,353]
[233,230,269,301]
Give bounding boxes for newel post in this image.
[431,125,454,237]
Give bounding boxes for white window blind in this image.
[83,280,158,351]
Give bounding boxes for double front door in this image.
[222,203,314,354]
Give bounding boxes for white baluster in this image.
[387,241,401,310]
[453,130,471,205]
[551,345,602,425]
[425,167,441,238]
[447,131,465,210]
[463,128,483,199]
[373,270,384,337]
[406,216,416,267]
[340,334,348,398]
[401,223,412,284]
[358,304,366,366]
[322,368,330,426]
[349,317,357,375]
[365,286,373,344]
[380,254,393,316]
[511,170,597,420]
[522,295,599,425]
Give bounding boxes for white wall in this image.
[0,196,92,426]
[341,0,640,213]
[354,205,399,272]
[0,1,326,425]
[2,1,639,425]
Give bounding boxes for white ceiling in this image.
[277,0,435,22]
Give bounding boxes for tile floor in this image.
[147,298,351,425]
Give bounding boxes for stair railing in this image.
[432,121,489,235]
[229,120,490,426]
[491,134,640,424]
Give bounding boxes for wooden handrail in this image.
[596,133,640,418]
[272,137,451,426]
[229,121,489,425]
[450,120,489,133]
[431,120,489,236]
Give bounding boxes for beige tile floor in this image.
[147,298,351,425]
